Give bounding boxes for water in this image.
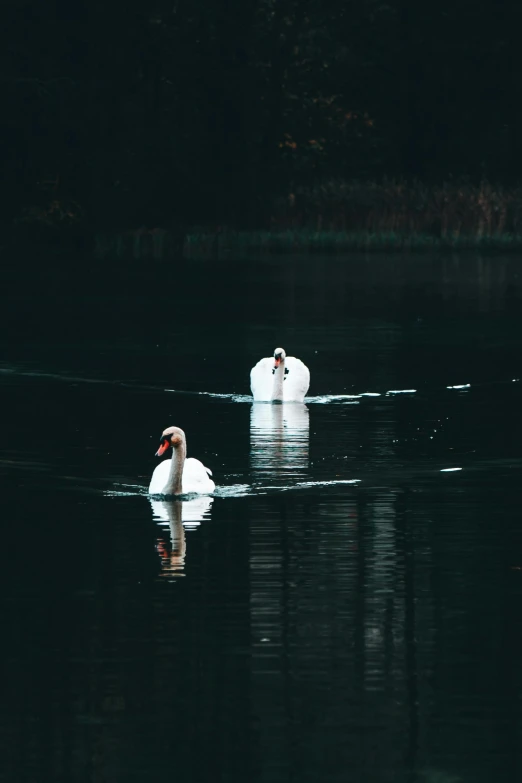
[1,253,522,783]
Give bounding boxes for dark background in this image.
[1,0,521,239]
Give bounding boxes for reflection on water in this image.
[2,253,522,783]
[250,403,309,483]
[151,497,213,577]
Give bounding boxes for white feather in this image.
[250,354,310,402]
[149,456,215,495]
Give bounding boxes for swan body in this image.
[148,426,215,496]
[250,347,310,402]
[149,457,215,495]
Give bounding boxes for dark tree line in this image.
[1,0,521,236]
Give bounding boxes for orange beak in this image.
[274,358,281,368]
[155,440,170,457]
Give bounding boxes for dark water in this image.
[1,253,522,783]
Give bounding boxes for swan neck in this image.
[272,360,285,401]
[164,442,186,495]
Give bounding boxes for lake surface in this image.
[1,253,522,783]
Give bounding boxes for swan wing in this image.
[148,459,171,495]
[282,357,310,402]
[182,457,216,494]
[250,357,274,401]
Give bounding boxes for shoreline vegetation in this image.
[95,228,522,260]
[5,1,522,266]
[94,180,522,258]
[14,180,522,258]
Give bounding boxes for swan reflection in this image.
[150,497,213,577]
[250,403,309,482]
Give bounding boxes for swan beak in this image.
[155,441,170,457]
[274,357,281,368]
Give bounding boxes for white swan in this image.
[250,347,310,402]
[148,426,215,495]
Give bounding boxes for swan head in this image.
[273,347,286,368]
[155,426,185,457]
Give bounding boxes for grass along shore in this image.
[182,229,522,257]
[93,180,522,258]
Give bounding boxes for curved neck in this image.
[271,360,285,401]
[164,441,186,495]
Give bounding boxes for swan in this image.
[250,347,310,402]
[148,426,215,496]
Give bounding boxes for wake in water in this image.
[105,465,476,501]
[261,479,361,491]
[105,478,361,499]
[0,365,161,392]
[104,483,149,497]
[164,389,417,403]
[2,362,519,403]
